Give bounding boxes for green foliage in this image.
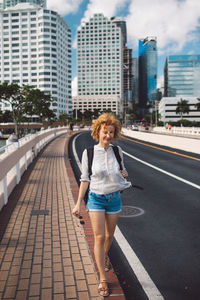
[0,82,56,135]
[58,113,70,124]
[157,120,164,126]
[175,98,190,119]
[195,98,200,111]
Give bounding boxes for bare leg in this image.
[104,212,120,256]
[89,211,106,281]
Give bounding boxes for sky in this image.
[2,0,200,96]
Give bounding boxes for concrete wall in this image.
[122,128,200,155]
[0,128,68,211]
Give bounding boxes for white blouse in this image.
[80,145,132,194]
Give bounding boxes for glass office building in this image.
[164,55,200,97]
[138,36,157,110]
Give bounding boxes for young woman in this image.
[72,113,131,297]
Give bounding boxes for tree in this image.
[72,109,82,120]
[83,109,94,120]
[0,82,26,136]
[175,98,190,122]
[59,113,70,125]
[0,83,56,135]
[1,110,13,123]
[23,86,55,122]
[195,98,200,111]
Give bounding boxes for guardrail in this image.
[152,126,200,136]
[0,127,68,211]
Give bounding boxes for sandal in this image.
[105,256,112,272]
[98,280,109,297]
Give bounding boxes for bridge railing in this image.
[0,127,68,211]
[152,126,200,136]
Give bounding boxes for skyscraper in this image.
[3,0,46,9]
[0,2,72,117]
[132,57,138,104]
[164,55,200,97]
[138,36,157,112]
[73,13,129,116]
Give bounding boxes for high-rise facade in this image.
[123,47,132,106]
[0,2,72,116]
[138,36,157,111]
[132,57,138,104]
[74,13,128,115]
[3,0,46,9]
[164,55,200,97]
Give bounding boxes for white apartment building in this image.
[72,94,121,115]
[3,0,46,9]
[0,2,72,117]
[159,97,200,122]
[73,13,124,115]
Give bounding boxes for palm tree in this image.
[195,98,200,111]
[175,98,190,122]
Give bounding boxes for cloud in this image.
[157,75,164,89]
[82,0,130,22]
[126,0,200,53]
[72,76,77,96]
[47,0,83,16]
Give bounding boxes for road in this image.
[68,131,200,300]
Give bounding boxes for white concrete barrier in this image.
[0,127,68,211]
[122,128,200,155]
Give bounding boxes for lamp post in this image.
[155,100,159,126]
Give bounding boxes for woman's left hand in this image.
[120,169,128,178]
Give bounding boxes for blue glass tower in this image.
[138,37,157,111]
[164,55,200,97]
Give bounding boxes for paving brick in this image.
[18,279,29,290]
[77,279,87,291]
[54,272,63,282]
[65,285,77,299]
[42,277,52,288]
[3,285,16,298]
[87,274,98,284]
[88,284,99,297]
[54,294,65,300]
[15,290,27,300]
[31,273,41,284]
[41,289,52,300]
[0,280,6,292]
[78,291,90,300]
[20,268,31,279]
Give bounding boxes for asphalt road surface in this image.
[68,131,200,300]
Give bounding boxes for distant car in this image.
[132,125,139,131]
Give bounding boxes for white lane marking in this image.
[72,134,82,170]
[114,226,164,300]
[122,150,200,190]
[72,135,164,300]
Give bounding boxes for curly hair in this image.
[91,113,121,141]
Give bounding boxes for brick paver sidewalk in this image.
[0,134,125,300]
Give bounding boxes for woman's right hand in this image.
[72,203,81,218]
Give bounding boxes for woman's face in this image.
[98,125,115,146]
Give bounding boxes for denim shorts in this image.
[86,191,122,214]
